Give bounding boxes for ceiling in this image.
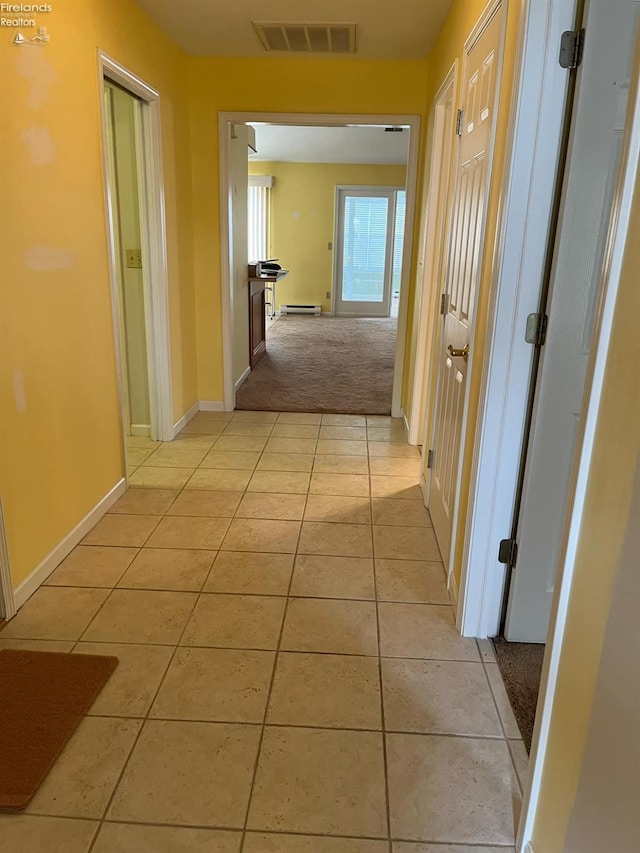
[248,124,410,165]
[134,0,454,58]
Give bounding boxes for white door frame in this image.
[445,0,640,845]
[332,185,404,318]
[519,35,640,850]
[97,51,174,450]
[455,0,578,639]
[409,61,459,448]
[218,111,421,416]
[0,499,15,620]
[417,0,508,602]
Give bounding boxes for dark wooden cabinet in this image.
[248,270,288,370]
[249,279,267,369]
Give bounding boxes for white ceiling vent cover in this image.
[253,22,357,54]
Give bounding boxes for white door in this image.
[428,6,503,565]
[414,70,457,449]
[104,82,152,438]
[335,188,397,317]
[505,0,639,641]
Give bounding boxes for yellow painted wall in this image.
[531,175,640,851]
[249,162,407,313]
[401,0,522,584]
[188,57,429,401]
[0,0,197,586]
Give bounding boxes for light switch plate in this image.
[126,249,142,269]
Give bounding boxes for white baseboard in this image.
[419,472,428,500]
[448,570,459,605]
[321,311,335,317]
[129,423,151,437]
[173,401,199,437]
[0,499,16,620]
[12,477,127,611]
[199,400,225,412]
[234,367,251,391]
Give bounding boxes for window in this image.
[248,175,273,261]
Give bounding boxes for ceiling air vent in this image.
[253,22,357,54]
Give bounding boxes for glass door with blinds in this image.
[334,187,404,317]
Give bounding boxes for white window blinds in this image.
[342,195,390,302]
[248,175,273,262]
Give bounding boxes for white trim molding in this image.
[0,499,16,621]
[12,478,126,611]
[235,366,251,391]
[248,174,274,188]
[199,400,226,412]
[218,111,421,418]
[457,0,577,638]
[448,569,459,606]
[517,35,640,851]
[173,401,199,436]
[129,424,152,438]
[98,51,174,445]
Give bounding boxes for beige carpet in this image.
[236,315,397,414]
[492,638,545,753]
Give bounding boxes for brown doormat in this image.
[0,649,118,811]
[492,637,545,753]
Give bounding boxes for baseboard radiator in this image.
[280,304,321,315]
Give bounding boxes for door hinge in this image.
[559,28,585,69]
[498,538,518,567]
[525,312,548,346]
[440,292,447,315]
[427,449,434,469]
[455,109,463,136]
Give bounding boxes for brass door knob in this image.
[447,343,469,362]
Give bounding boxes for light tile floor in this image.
[0,411,525,852]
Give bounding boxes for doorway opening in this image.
[98,54,174,480]
[492,0,639,753]
[103,82,151,439]
[219,113,420,417]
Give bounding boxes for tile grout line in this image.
[237,414,313,850]
[13,412,428,849]
[53,711,518,740]
[369,452,394,853]
[85,539,211,853]
[71,507,178,652]
[237,459,310,852]
[3,636,493,665]
[27,811,520,848]
[476,639,526,799]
